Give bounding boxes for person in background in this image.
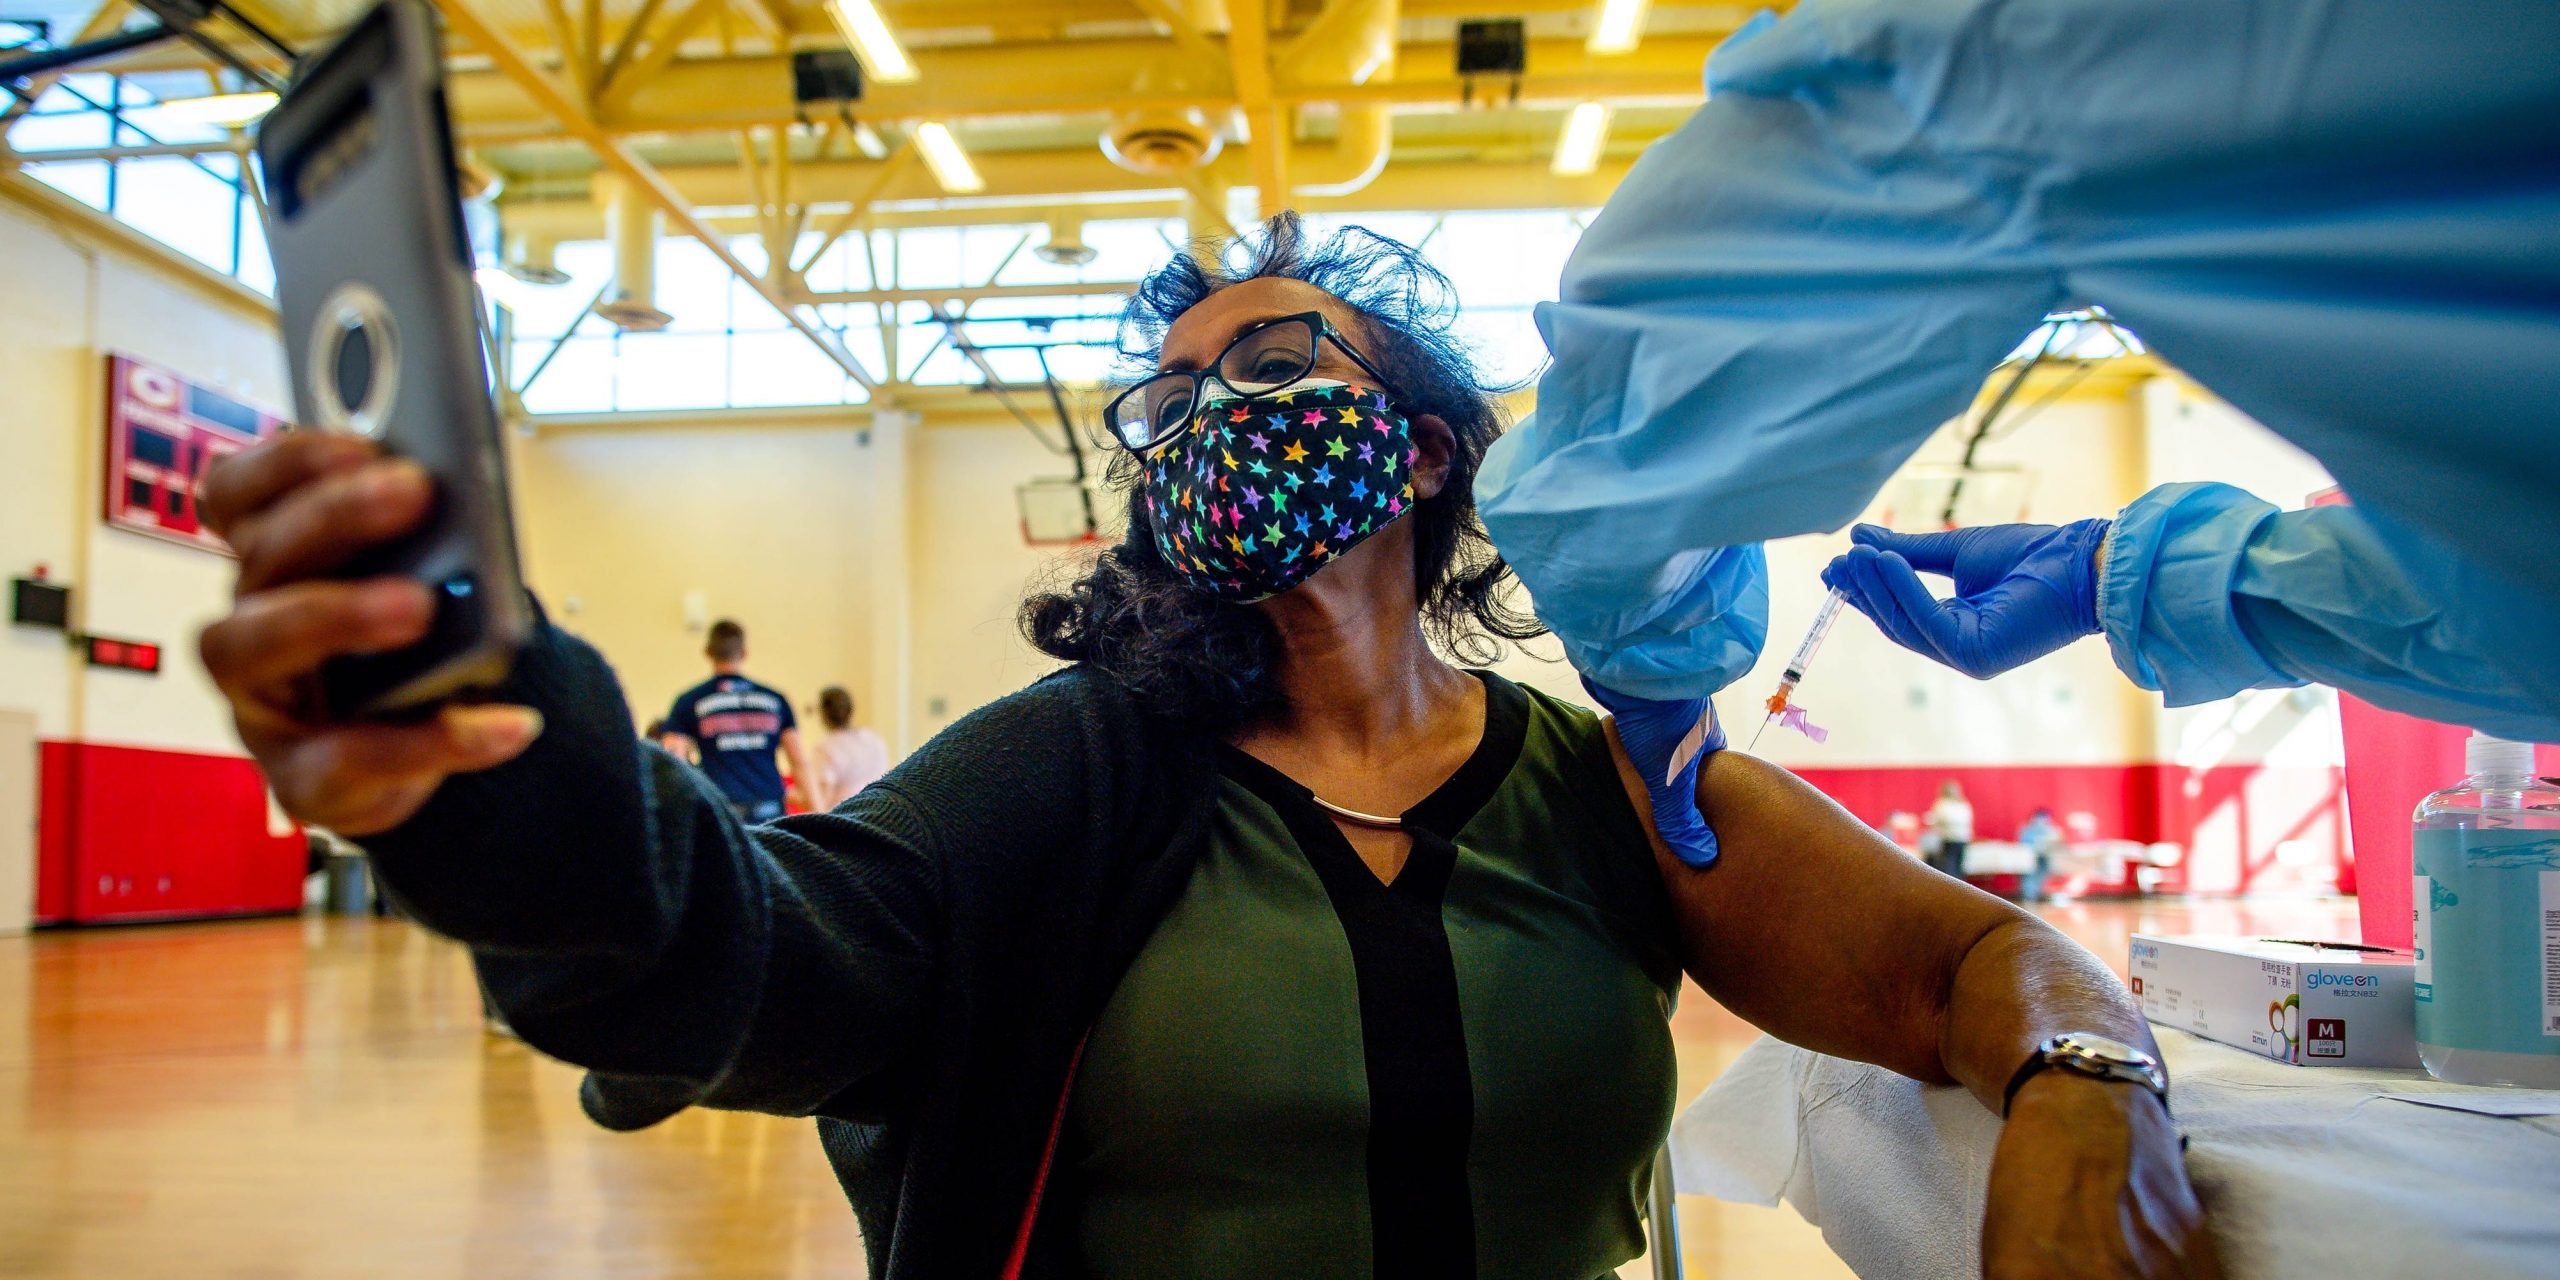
[2018,807,2064,904]
[1928,780,1975,878]
[642,718,668,741]
[1885,809,1923,858]
[657,619,811,824]
[807,686,889,812]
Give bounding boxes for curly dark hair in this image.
[1021,213,1545,730]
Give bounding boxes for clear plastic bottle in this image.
[2411,733,2560,1087]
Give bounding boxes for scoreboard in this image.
[103,353,290,553]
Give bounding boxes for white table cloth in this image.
[1671,1029,2560,1279]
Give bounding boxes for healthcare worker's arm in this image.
[2104,484,2560,741]
[1479,0,2560,705]
[1827,483,2560,741]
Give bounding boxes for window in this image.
[3,73,268,289]
[501,232,881,414]
[503,221,1169,414]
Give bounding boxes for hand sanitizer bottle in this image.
[2412,733,2560,1087]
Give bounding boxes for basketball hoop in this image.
[1018,476,1104,546]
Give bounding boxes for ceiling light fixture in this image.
[149,90,279,128]
[473,265,544,311]
[1588,0,1649,54]
[1552,101,1610,175]
[913,121,984,193]
[825,0,918,84]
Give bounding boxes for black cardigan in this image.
[365,622,1218,1279]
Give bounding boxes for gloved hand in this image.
[1820,520,2110,680]
[1582,676,1725,868]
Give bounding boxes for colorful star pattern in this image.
[1142,381,1415,601]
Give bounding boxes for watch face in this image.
[2057,1032,2147,1065]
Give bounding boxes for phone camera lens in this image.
[308,283,399,439]
[333,321,376,412]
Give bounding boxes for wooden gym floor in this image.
[0,896,2356,1278]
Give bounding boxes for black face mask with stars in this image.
[1140,378,1421,603]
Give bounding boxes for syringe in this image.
[1747,588,1848,751]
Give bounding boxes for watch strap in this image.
[2002,1035,2169,1118]
[2001,1050,2053,1117]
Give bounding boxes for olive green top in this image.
[1071,672,1684,1280]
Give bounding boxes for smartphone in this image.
[257,0,529,717]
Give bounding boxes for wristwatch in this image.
[2002,1031,2169,1117]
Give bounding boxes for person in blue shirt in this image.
[658,618,813,824]
[1475,0,2560,864]
[2017,808,2064,906]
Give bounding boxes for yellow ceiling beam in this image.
[734,129,776,251]
[538,0,592,102]
[1224,0,1291,219]
[437,33,1718,140]
[1126,0,1222,59]
[595,0,728,117]
[431,0,883,392]
[496,150,1639,250]
[596,0,670,94]
[790,143,919,275]
[734,0,790,38]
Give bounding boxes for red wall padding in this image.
[1790,761,2348,897]
[35,740,304,925]
[35,740,78,924]
[1791,764,2166,845]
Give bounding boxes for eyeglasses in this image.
[1103,311,1400,453]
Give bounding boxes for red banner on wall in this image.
[102,353,290,553]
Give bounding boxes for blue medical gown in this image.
[2109,484,2560,741]
[1476,0,2560,729]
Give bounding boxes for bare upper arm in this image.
[1603,727,2027,1081]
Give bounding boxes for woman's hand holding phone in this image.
[197,432,543,836]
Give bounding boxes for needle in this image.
[1746,588,1847,752]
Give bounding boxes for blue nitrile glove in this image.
[1582,676,1725,869]
[1821,520,2111,680]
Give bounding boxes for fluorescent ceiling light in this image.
[1588,0,1649,54]
[473,265,543,311]
[1552,102,1610,175]
[149,90,279,128]
[826,0,918,84]
[912,121,984,193]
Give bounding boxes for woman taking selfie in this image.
[196,217,2215,1279]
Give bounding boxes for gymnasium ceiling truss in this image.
[3,1,1764,395]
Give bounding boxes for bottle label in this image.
[2412,830,2560,1055]
[2412,874,2432,1002]
[2545,870,2559,1038]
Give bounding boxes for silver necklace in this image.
[1309,793,1405,829]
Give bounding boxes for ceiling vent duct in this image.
[1102,106,1224,175]
[500,228,569,286]
[593,177,674,332]
[1036,212,1099,267]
